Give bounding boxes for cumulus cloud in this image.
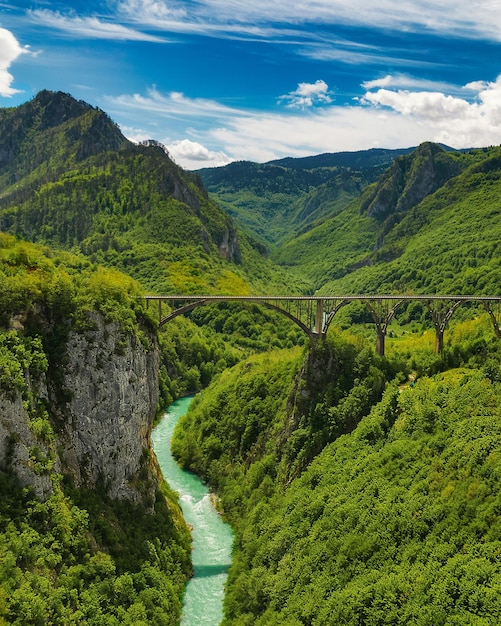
[279,80,332,109]
[362,75,501,147]
[361,74,459,93]
[0,28,29,97]
[167,139,232,168]
[363,89,472,121]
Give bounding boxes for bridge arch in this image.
[158,297,313,337]
[145,294,501,356]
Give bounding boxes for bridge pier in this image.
[484,302,501,339]
[315,299,324,336]
[375,331,386,357]
[425,300,463,354]
[364,299,403,357]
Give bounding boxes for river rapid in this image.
[151,396,234,626]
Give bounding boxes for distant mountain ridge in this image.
[197,147,417,246]
[275,142,501,295]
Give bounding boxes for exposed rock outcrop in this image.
[360,143,464,220]
[0,312,160,504]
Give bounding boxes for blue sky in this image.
[1,1,501,169]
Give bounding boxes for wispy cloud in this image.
[107,76,501,169]
[28,9,168,42]
[114,0,501,42]
[106,87,247,120]
[0,28,30,97]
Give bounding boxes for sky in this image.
[1,1,501,169]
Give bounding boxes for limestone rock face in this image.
[0,312,160,504]
[0,393,56,501]
[58,314,160,502]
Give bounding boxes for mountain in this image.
[274,142,501,294]
[0,90,307,296]
[196,147,415,247]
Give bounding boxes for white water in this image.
[151,397,234,625]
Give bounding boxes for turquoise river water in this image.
[151,396,234,626]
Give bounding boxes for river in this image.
[151,396,234,626]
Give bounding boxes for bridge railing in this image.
[143,294,501,356]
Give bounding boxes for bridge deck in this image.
[143,294,501,355]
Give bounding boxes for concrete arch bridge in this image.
[144,294,501,356]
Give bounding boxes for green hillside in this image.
[197,148,412,248]
[274,143,501,294]
[172,325,501,625]
[0,90,306,296]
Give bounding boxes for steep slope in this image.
[0,91,306,296]
[171,323,501,625]
[275,143,500,294]
[197,148,413,247]
[0,234,191,624]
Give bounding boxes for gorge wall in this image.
[0,311,160,504]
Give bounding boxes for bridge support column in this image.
[365,299,403,357]
[435,330,445,354]
[375,330,386,357]
[425,300,463,354]
[484,302,501,339]
[315,299,324,336]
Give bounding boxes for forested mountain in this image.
[0,90,305,296]
[276,142,501,294]
[201,141,500,295]
[197,147,413,247]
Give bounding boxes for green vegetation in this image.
[172,325,501,625]
[197,148,412,248]
[3,91,501,625]
[0,235,191,625]
[0,472,191,625]
[275,144,501,294]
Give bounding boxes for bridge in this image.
[144,294,501,356]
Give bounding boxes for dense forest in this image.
[1,90,501,624]
[172,322,501,625]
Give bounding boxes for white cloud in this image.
[107,75,501,170]
[278,80,332,109]
[114,0,501,42]
[362,74,458,93]
[166,139,232,169]
[361,75,501,147]
[28,9,168,42]
[106,87,245,120]
[0,28,29,97]
[116,0,187,23]
[363,89,472,121]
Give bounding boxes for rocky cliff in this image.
[0,312,160,504]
